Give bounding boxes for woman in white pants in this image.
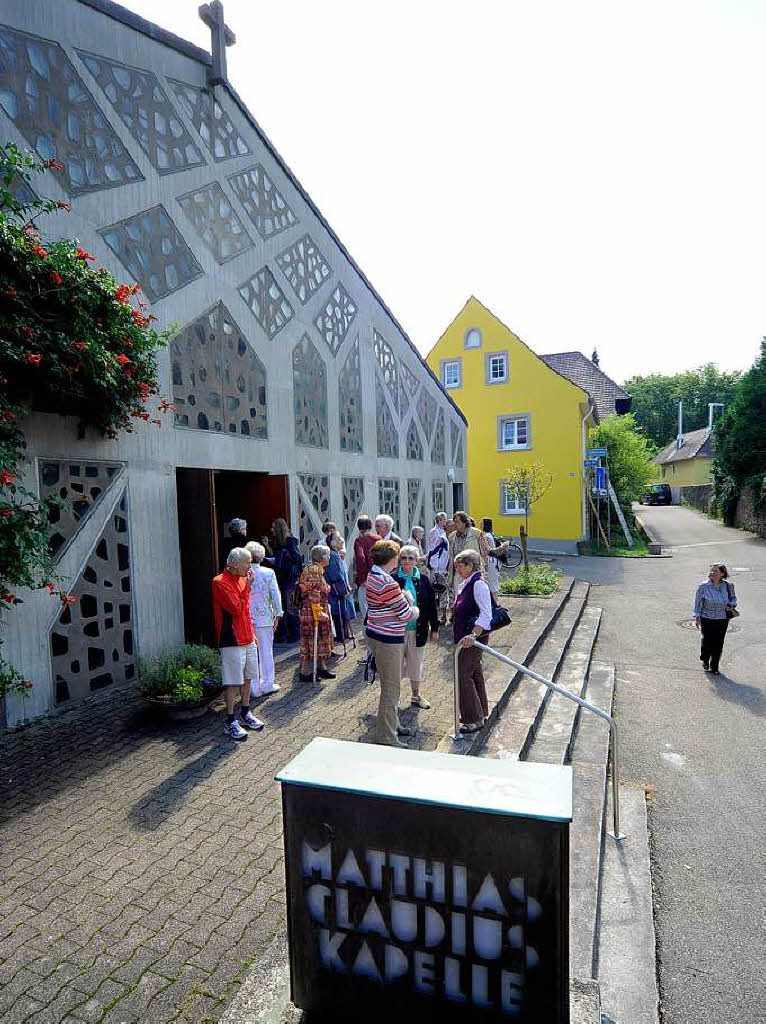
[246,542,282,696]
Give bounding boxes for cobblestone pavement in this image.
[0,598,547,1024]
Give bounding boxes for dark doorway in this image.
[452,482,464,514]
[176,468,289,646]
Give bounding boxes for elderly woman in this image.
[375,513,403,546]
[395,544,439,710]
[245,542,282,697]
[366,539,419,746]
[694,563,737,674]
[406,525,427,565]
[324,531,355,641]
[297,544,336,682]
[452,549,492,733]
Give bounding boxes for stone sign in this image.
[276,738,572,1022]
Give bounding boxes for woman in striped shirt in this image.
[365,539,419,746]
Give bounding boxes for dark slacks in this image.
[700,616,728,671]
[458,636,489,725]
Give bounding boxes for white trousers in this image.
[253,624,275,691]
[401,630,426,688]
[358,583,368,621]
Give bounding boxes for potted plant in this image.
[138,643,222,721]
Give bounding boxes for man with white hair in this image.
[374,514,403,546]
[427,511,450,624]
[212,547,264,741]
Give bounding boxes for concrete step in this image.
[436,576,576,755]
[524,605,602,766]
[597,786,660,1024]
[568,662,615,982]
[477,580,590,762]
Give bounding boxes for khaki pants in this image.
[401,630,426,690]
[368,637,403,746]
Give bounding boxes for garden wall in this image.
[734,480,766,538]
[680,484,713,513]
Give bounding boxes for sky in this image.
[127,0,766,384]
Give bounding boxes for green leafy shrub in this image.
[500,563,560,596]
[137,644,221,702]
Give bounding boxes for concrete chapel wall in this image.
[0,0,467,727]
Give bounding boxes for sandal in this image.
[411,694,431,710]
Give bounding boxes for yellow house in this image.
[653,427,713,500]
[427,297,604,554]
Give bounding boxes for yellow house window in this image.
[498,414,531,451]
[500,483,527,515]
[464,328,482,349]
[441,359,461,389]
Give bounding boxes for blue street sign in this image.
[583,458,600,467]
[587,447,608,457]
[592,466,608,495]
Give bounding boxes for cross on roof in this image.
[199,1,235,86]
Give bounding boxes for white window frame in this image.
[485,351,508,385]
[500,482,527,515]
[497,414,531,451]
[441,358,462,390]
[464,327,482,349]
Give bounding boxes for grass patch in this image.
[581,527,648,558]
[499,563,560,596]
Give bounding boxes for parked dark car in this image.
[640,483,672,506]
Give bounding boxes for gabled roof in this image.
[539,351,631,421]
[74,0,467,425]
[654,427,714,466]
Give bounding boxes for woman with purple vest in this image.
[453,549,492,733]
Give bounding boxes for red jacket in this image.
[354,532,381,586]
[212,570,254,648]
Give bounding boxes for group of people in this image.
[212,509,513,743]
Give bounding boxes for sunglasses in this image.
[400,556,416,562]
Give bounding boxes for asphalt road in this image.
[554,507,766,1024]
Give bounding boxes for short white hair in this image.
[410,525,424,538]
[435,511,447,524]
[375,514,394,530]
[311,543,331,564]
[454,549,481,571]
[227,547,251,567]
[246,541,265,564]
[399,544,421,561]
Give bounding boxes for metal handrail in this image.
[453,642,626,840]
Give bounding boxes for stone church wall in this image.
[0,0,467,727]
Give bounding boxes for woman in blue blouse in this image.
[694,564,737,674]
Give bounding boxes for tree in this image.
[622,364,742,448]
[712,339,766,522]
[589,413,656,507]
[502,461,553,569]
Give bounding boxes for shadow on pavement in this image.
[126,739,237,832]
[709,672,766,717]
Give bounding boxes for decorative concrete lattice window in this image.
[238,266,294,339]
[314,284,358,356]
[276,233,332,304]
[377,478,400,535]
[376,388,399,459]
[450,421,460,464]
[227,164,298,239]
[431,408,445,465]
[342,477,365,541]
[407,478,422,532]
[339,336,363,453]
[373,330,399,414]
[77,51,204,174]
[298,474,330,523]
[0,27,143,195]
[50,490,134,705]
[406,419,423,461]
[99,205,202,302]
[171,302,267,437]
[169,80,250,161]
[176,181,253,263]
[293,334,328,449]
[297,490,321,565]
[400,361,421,400]
[39,460,124,562]
[416,387,437,443]
[455,434,464,468]
[432,479,446,515]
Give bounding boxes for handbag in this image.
[724,581,740,619]
[465,579,511,635]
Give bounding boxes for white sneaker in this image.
[240,709,264,731]
[225,720,248,741]
[260,684,280,694]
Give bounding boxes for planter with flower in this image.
[137,644,222,721]
[0,143,176,705]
